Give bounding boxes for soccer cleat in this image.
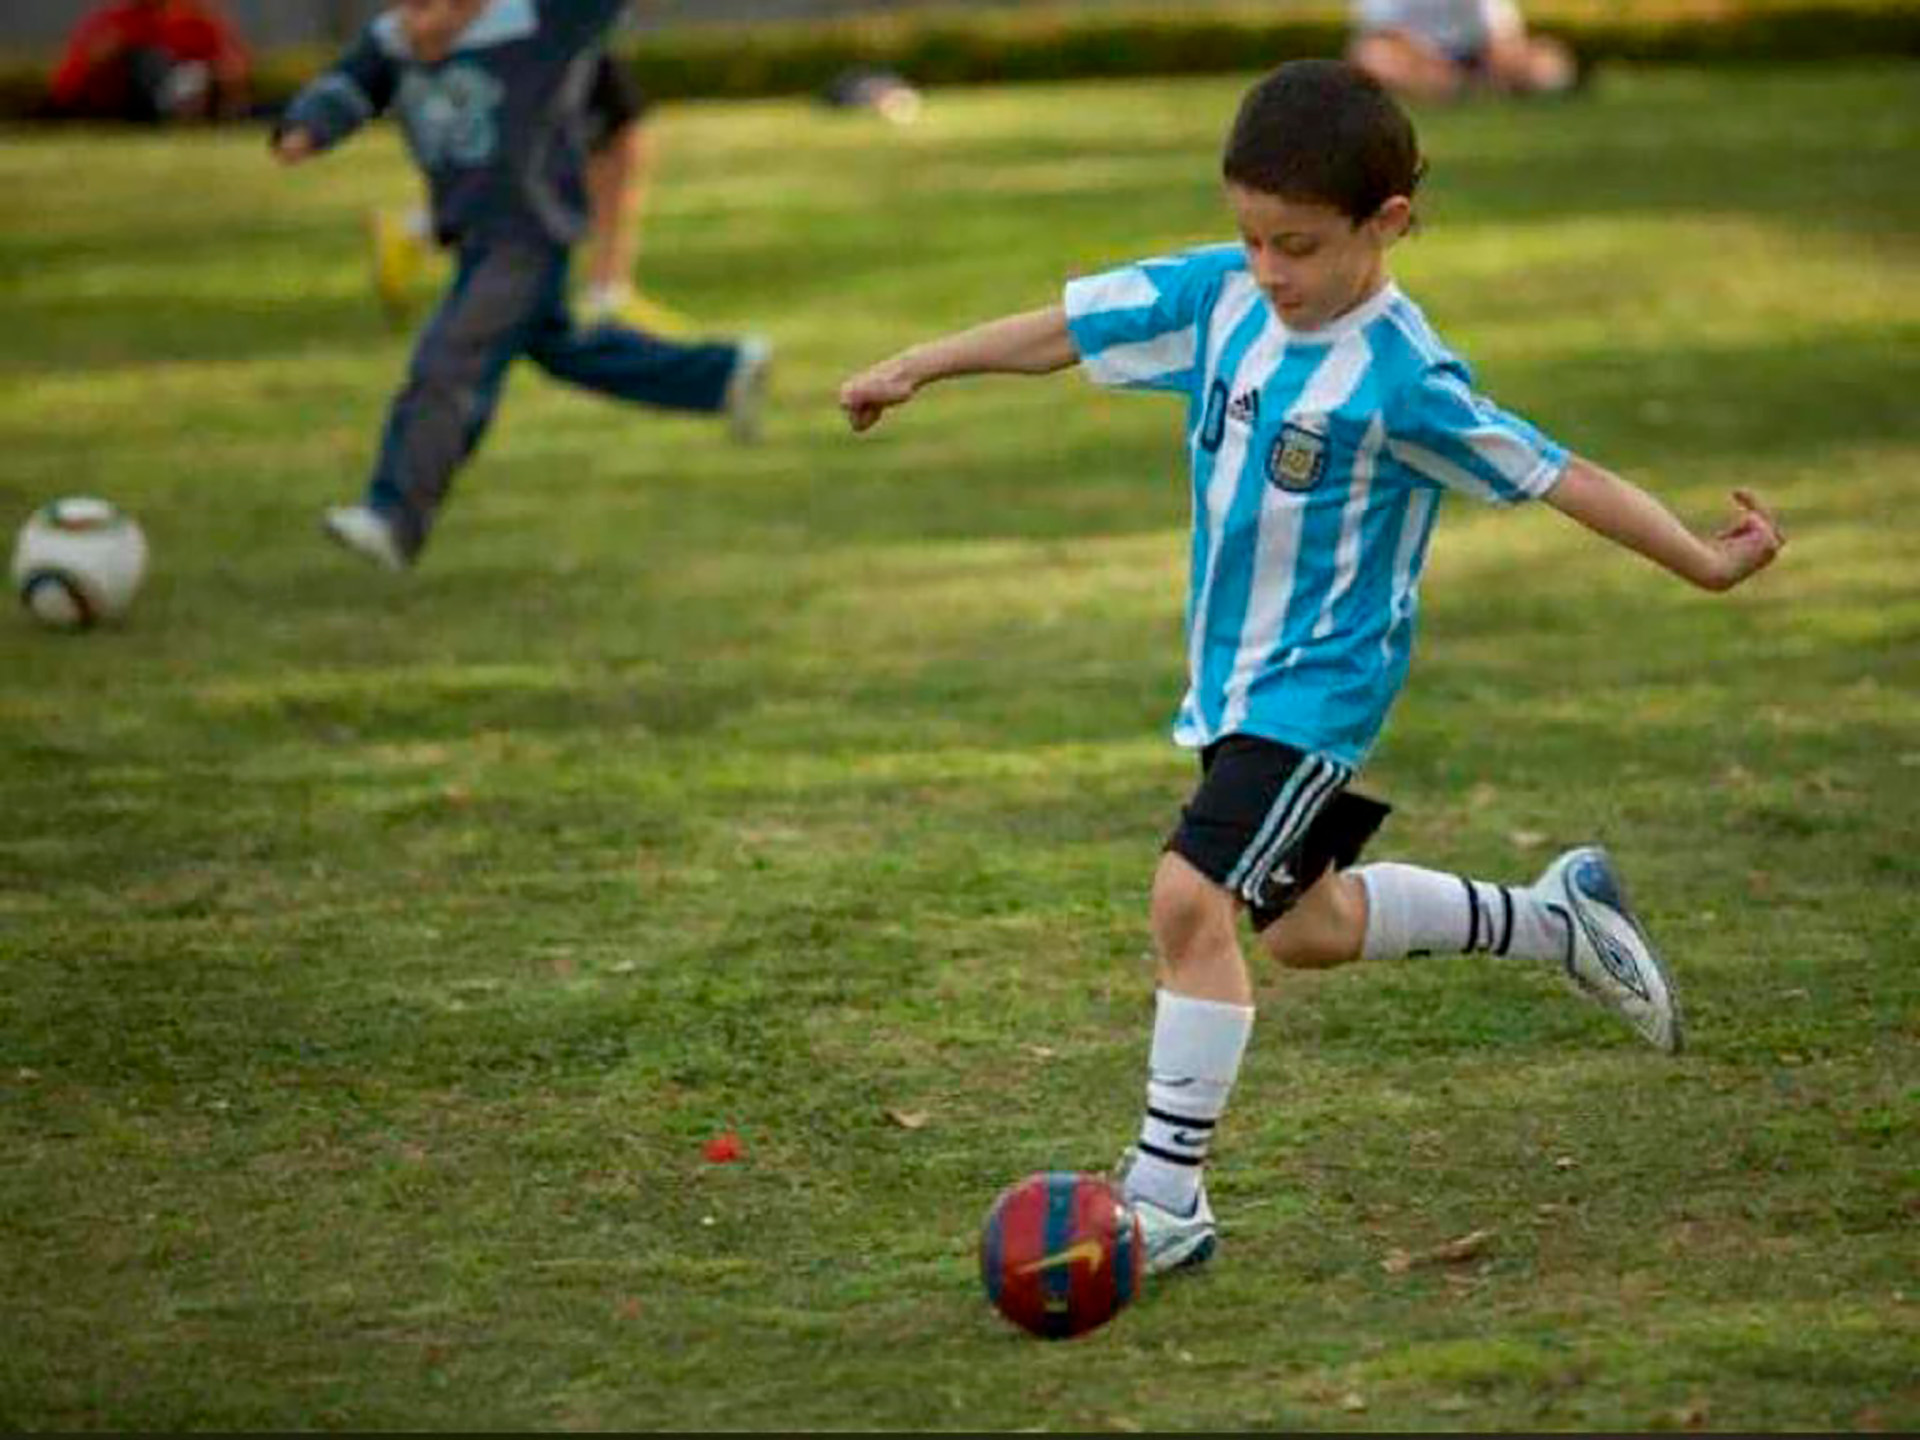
[1115,1149,1217,1274]
[1131,1189,1219,1275]
[1535,845,1684,1054]
[321,505,409,572]
[723,334,773,444]
[367,208,430,328]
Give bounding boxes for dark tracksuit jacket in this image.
[280,0,741,556]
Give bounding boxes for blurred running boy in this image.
[275,0,768,570]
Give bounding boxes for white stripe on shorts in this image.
[1225,754,1351,906]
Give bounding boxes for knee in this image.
[401,365,466,404]
[1350,32,1465,100]
[1150,854,1239,968]
[397,366,488,434]
[404,333,493,397]
[1259,870,1367,970]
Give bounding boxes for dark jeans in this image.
[367,238,741,556]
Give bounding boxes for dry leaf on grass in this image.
[1381,1228,1497,1273]
[1430,1228,1496,1263]
[1668,1398,1711,1430]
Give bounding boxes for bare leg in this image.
[584,118,652,302]
[1485,32,1580,93]
[1125,851,1255,1254]
[1256,868,1369,970]
[1151,850,1252,1004]
[1347,31,1473,103]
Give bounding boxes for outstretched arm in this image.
[271,28,396,164]
[1544,454,1785,592]
[839,305,1079,432]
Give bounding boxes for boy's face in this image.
[1226,183,1412,331]
[396,0,488,64]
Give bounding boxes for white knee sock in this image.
[1355,861,1569,964]
[1125,989,1254,1215]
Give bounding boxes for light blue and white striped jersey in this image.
[1064,245,1567,767]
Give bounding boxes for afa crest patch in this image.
[1267,422,1327,493]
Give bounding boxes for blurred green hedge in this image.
[609,0,1920,101]
[4,0,1916,118]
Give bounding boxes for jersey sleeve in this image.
[276,27,396,152]
[1062,251,1223,395]
[1385,359,1568,506]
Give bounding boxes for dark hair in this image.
[1222,59,1425,223]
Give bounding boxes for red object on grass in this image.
[703,1132,743,1163]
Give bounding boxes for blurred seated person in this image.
[1348,0,1580,102]
[49,0,252,123]
[818,65,923,126]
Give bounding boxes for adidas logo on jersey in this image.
[1226,389,1260,428]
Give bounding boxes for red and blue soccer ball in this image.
[979,1171,1144,1339]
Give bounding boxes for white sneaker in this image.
[321,504,408,572]
[723,335,772,444]
[1535,846,1684,1054]
[1116,1149,1217,1274]
[1133,1188,1219,1275]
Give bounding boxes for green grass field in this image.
[3,61,1917,1431]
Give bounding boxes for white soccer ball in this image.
[11,497,149,631]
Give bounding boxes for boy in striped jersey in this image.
[840,59,1785,1275]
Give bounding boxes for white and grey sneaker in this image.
[1116,1149,1218,1274]
[723,334,772,444]
[321,504,408,572]
[1535,845,1684,1054]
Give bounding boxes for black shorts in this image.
[1166,734,1391,931]
[584,53,649,151]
